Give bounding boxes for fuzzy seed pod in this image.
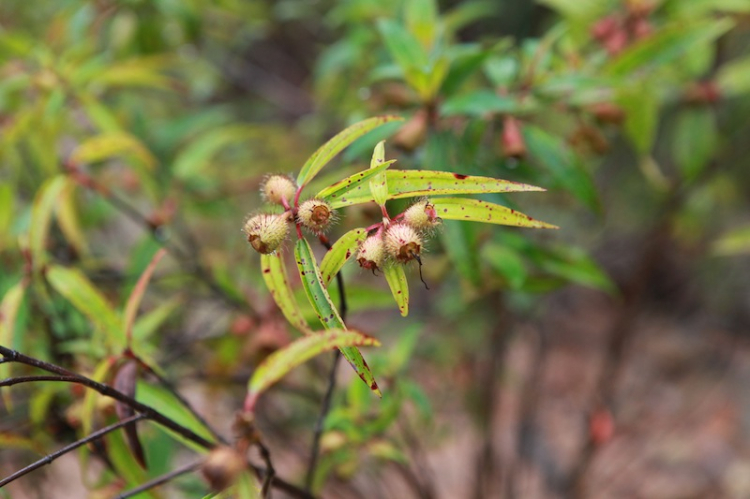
[357,234,386,272]
[403,199,440,231]
[261,175,297,206]
[201,446,247,492]
[385,224,423,263]
[243,213,290,254]
[297,199,335,233]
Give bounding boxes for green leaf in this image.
[123,248,167,347]
[70,132,156,169]
[618,85,660,155]
[29,175,68,272]
[55,181,88,257]
[46,265,125,350]
[315,159,396,201]
[713,225,750,256]
[247,329,380,407]
[717,54,750,96]
[405,0,439,50]
[672,107,717,182]
[172,125,258,180]
[377,19,429,76]
[297,116,403,187]
[482,243,527,289]
[369,141,389,207]
[440,219,481,286]
[324,170,545,209]
[261,251,313,335]
[383,264,409,317]
[523,125,600,211]
[319,228,368,286]
[441,90,523,116]
[0,184,14,249]
[604,20,733,77]
[537,246,616,294]
[132,296,182,343]
[294,238,381,395]
[432,197,557,228]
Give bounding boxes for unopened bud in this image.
[357,234,386,272]
[385,224,423,263]
[201,446,246,492]
[403,199,440,231]
[261,175,297,206]
[501,116,526,159]
[297,199,335,233]
[243,213,290,254]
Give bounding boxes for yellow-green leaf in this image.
[296,116,403,188]
[46,265,125,350]
[324,170,545,209]
[294,238,381,395]
[123,248,167,347]
[70,132,156,169]
[0,281,27,408]
[29,175,68,272]
[432,197,558,228]
[383,264,409,317]
[0,184,14,250]
[320,228,368,286]
[315,159,396,201]
[261,251,313,335]
[247,329,380,408]
[55,180,88,257]
[369,141,389,207]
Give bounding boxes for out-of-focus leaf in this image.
[672,107,717,182]
[440,45,495,97]
[55,181,88,257]
[713,225,750,256]
[405,0,439,49]
[261,251,313,335]
[377,19,429,75]
[326,170,544,208]
[88,58,173,90]
[124,248,166,348]
[0,281,26,407]
[443,1,498,33]
[77,92,122,132]
[46,265,125,349]
[432,197,557,228]
[106,422,152,494]
[132,296,182,343]
[0,184,14,249]
[383,264,409,317]
[538,0,611,21]
[482,243,527,289]
[523,125,600,211]
[316,159,395,201]
[0,433,43,454]
[441,90,523,116]
[172,125,258,180]
[320,228,368,286]
[113,360,146,469]
[537,246,616,294]
[369,141,389,207]
[604,20,733,77]
[297,116,403,187]
[80,357,116,473]
[70,132,156,169]
[441,219,481,286]
[29,175,68,271]
[294,238,381,396]
[247,329,380,408]
[618,85,659,155]
[717,54,750,97]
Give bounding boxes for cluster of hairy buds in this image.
[357,199,441,272]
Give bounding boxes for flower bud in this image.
[297,199,335,233]
[501,116,526,159]
[201,446,246,492]
[385,224,423,263]
[357,234,385,272]
[403,199,440,231]
[261,175,296,206]
[243,213,290,254]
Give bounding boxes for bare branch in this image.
[114,460,202,499]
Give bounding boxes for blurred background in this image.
[1,0,750,497]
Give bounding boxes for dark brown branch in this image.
[0,413,146,487]
[114,460,202,499]
[0,375,82,387]
[257,441,276,498]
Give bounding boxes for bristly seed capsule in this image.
[384,224,422,263]
[243,213,290,254]
[357,234,385,272]
[297,199,335,233]
[403,199,441,231]
[261,175,297,206]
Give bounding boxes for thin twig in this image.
[257,441,276,498]
[0,413,146,487]
[114,460,202,499]
[0,375,82,387]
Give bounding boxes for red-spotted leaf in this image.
[296,116,403,188]
[323,170,544,208]
[383,264,409,317]
[294,238,381,396]
[369,141,389,207]
[124,248,167,348]
[246,329,380,411]
[431,197,558,228]
[320,228,368,286]
[261,251,313,335]
[315,159,396,201]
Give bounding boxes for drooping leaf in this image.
[29,175,68,272]
[296,116,403,187]
[294,238,381,395]
[432,197,557,228]
[246,329,380,408]
[369,141,389,207]
[70,132,156,169]
[672,107,717,182]
[46,265,125,350]
[123,248,167,347]
[315,159,396,201]
[383,264,409,317]
[324,170,544,209]
[261,251,313,335]
[320,228,368,286]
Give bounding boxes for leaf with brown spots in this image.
[261,251,313,335]
[383,264,409,317]
[432,197,558,229]
[319,228,368,287]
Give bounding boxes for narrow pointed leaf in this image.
[432,197,557,228]
[369,141,389,207]
[70,132,156,169]
[247,329,380,407]
[261,251,313,335]
[29,175,68,271]
[124,248,167,347]
[55,181,88,257]
[316,159,396,201]
[320,228,368,286]
[46,265,125,349]
[294,238,381,395]
[324,170,545,208]
[296,116,403,187]
[383,264,409,317]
